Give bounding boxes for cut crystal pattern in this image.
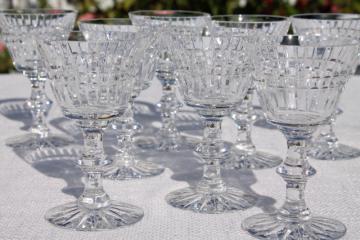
[242,35,358,239]
[0,9,76,151]
[165,26,257,213]
[38,32,143,231]
[291,13,360,161]
[211,15,289,169]
[79,18,164,180]
[129,10,211,151]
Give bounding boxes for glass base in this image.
[242,213,346,240]
[6,133,73,152]
[45,200,144,231]
[309,142,360,160]
[166,186,256,214]
[229,150,282,169]
[104,159,164,180]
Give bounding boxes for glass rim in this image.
[129,10,210,18]
[0,8,77,16]
[79,18,131,25]
[291,13,360,21]
[279,34,360,48]
[212,14,288,24]
[43,30,136,43]
[38,30,84,43]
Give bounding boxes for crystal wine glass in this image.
[0,9,76,151]
[291,13,360,160]
[38,31,143,230]
[165,25,257,213]
[79,18,164,180]
[129,10,211,151]
[211,15,290,169]
[242,35,359,239]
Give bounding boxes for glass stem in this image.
[26,73,52,138]
[247,88,254,118]
[277,128,316,222]
[116,133,135,166]
[158,84,180,140]
[233,90,256,154]
[326,115,339,148]
[317,114,339,149]
[115,100,136,166]
[121,100,135,123]
[77,126,110,209]
[197,117,226,193]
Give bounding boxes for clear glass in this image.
[291,13,360,160]
[211,15,290,169]
[0,9,76,152]
[38,31,143,230]
[242,35,358,239]
[79,18,164,180]
[165,25,257,213]
[129,10,211,151]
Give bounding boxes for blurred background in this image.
[0,0,358,73]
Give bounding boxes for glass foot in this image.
[104,159,164,180]
[309,142,360,160]
[45,200,144,231]
[229,150,282,169]
[166,186,256,214]
[6,133,73,151]
[242,213,346,240]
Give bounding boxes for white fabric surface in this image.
[0,73,359,240]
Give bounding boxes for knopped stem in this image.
[277,127,316,222]
[197,117,227,193]
[114,101,137,166]
[156,51,181,150]
[316,114,339,150]
[232,88,256,154]
[25,72,52,138]
[77,124,111,209]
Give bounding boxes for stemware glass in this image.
[212,15,290,169]
[242,35,358,239]
[38,31,143,230]
[165,25,257,213]
[129,10,211,151]
[0,9,76,151]
[79,18,164,180]
[291,13,360,160]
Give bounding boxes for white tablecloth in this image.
[0,73,359,240]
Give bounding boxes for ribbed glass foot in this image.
[230,150,282,169]
[45,201,144,231]
[104,160,164,180]
[166,186,256,214]
[309,143,360,160]
[6,133,73,151]
[242,213,346,240]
